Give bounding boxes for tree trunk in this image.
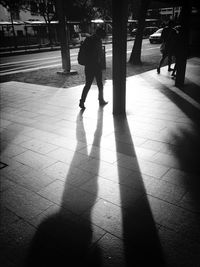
[46,13,53,46]
[55,0,71,72]
[10,11,17,48]
[129,0,151,65]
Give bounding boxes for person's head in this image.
[95,27,106,39]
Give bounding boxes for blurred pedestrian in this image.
[79,27,108,109]
[171,26,182,78]
[157,20,177,74]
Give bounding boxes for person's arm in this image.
[161,28,166,42]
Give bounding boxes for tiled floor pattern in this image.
[1,58,200,266]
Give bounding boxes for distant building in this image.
[147,6,182,22]
[159,6,181,21]
[0,4,44,23]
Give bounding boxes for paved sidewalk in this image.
[1,58,200,267]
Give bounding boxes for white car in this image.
[149,28,163,44]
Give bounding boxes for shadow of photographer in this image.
[24,109,104,267]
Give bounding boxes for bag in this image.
[78,40,87,65]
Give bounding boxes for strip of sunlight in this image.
[0,56,61,66]
[142,66,200,111]
[170,85,200,110]
[0,52,79,67]
[0,60,62,74]
[0,63,62,76]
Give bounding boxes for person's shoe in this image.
[99,100,108,106]
[157,67,160,74]
[79,100,85,109]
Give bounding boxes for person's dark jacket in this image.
[161,26,177,55]
[84,34,104,68]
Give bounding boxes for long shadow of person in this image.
[166,123,200,213]
[113,115,165,267]
[145,73,200,213]
[24,109,104,267]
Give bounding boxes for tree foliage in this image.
[23,0,56,23]
[0,0,26,16]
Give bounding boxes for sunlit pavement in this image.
[1,58,200,267]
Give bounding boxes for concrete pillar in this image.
[112,0,128,115]
[175,1,191,87]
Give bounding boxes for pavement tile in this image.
[0,218,35,267]
[161,167,199,186]
[0,119,12,128]
[47,147,89,165]
[20,138,58,154]
[0,175,17,192]
[96,233,126,267]
[1,141,27,158]
[28,121,60,132]
[14,109,39,119]
[109,139,136,156]
[0,206,20,232]
[177,190,200,213]
[83,199,123,238]
[142,175,186,204]
[98,163,133,183]
[147,195,200,243]
[13,150,58,170]
[115,155,170,179]
[134,146,157,160]
[81,176,144,208]
[140,139,174,153]
[0,156,24,172]
[37,179,99,215]
[0,112,38,125]
[1,184,52,220]
[42,161,70,180]
[159,226,200,267]
[2,168,56,192]
[79,144,123,164]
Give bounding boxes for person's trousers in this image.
[80,65,104,103]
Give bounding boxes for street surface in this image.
[0,39,160,76]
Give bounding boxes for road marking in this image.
[0,59,63,73]
[0,52,78,67]
[0,56,60,66]
[0,46,159,67]
[0,60,79,76]
[0,63,61,75]
[0,45,160,75]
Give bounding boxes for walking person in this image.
[79,27,108,109]
[171,26,182,78]
[157,20,177,74]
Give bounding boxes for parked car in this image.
[149,28,163,43]
[70,32,81,46]
[143,26,159,37]
[131,26,159,38]
[131,28,137,37]
[174,25,181,33]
